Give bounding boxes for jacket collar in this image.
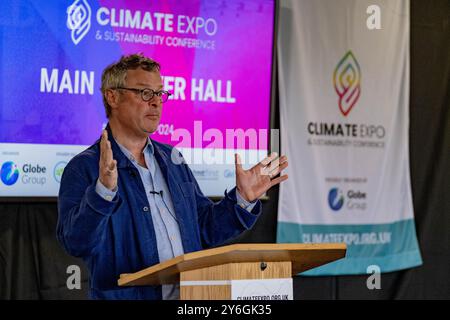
[105,123,133,169]
[104,123,167,170]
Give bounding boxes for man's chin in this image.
[141,123,159,135]
[139,116,160,133]
[142,128,157,135]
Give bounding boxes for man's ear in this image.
[105,89,119,110]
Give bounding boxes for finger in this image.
[100,130,108,163]
[101,129,108,144]
[235,153,243,170]
[105,160,117,177]
[100,130,105,152]
[108,159,117,172]
[101,143,113,170]
[269,161,288,178]
[257,152,278,169]
[259,155,279,176]
[267,155,287,176]
[267,157,280,174]
[270,174,289,187]
[104,140,114,166]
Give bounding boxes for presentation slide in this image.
[0,0,275,197]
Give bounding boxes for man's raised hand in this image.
[99,130,118,191]
[235,152,289,202]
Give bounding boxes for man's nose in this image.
[148,96,162,108]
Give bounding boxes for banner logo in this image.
[1,161,19,186]
[67,0,91,45]
[54,161,67,183]
[333,50,361,116]
[328,187,344,211]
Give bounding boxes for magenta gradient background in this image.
[103,0,274,150]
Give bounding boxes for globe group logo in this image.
[1,161,19,186]
[333,50,361,116]
[328,187,344,211]
[67,0,92,45]
[54,161,68,183]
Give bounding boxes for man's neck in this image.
[108,119,148,158]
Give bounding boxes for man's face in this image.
[113,68,163,136]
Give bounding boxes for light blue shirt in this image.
[96,138,257,299]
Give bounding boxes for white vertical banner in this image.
[277,0,422,274]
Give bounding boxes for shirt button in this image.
[170,236,175,241]
[143,206,149,212]
[105,195,113,201]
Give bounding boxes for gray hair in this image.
[100,53,161,117]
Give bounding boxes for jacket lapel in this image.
[105,124,131,170]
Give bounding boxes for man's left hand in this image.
[235,152,288,202]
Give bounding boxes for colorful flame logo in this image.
[333,50,361,116]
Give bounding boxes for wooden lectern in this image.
[118,243,346,300]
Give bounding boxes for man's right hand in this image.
[99,130,118,191]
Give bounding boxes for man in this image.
[57,54,288,300]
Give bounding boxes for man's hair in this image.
[101,53,161,118]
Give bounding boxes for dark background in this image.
[0,0,449,299]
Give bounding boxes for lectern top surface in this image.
[118,243,346,287]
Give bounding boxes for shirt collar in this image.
[115,137,154,163]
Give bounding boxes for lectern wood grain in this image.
[181,261,291,281]
[180,262,292,299]
[181,285,230,300]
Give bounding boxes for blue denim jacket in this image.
[56,125,262,299]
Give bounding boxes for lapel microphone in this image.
[148,190,178,222]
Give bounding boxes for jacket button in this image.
[143,206,149,212]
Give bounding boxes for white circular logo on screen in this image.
[54,161,68,183]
